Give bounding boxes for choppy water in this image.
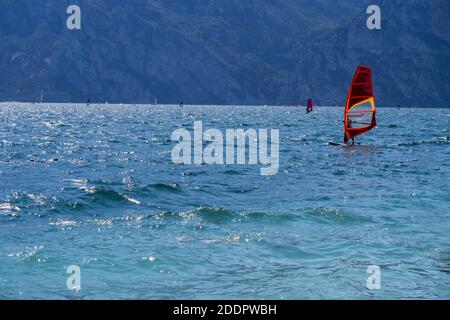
[0,103,449,299]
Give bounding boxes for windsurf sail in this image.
[344,66,377,141]
[307,98,313,112]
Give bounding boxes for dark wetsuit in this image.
[344,134,355,145]
[344,119,355,145]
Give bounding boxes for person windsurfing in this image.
[306,98,313,113]
[343,65,377,145]
[344,119,355,145]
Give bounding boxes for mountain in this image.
[0,0,449,107]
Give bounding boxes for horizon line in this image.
[0,101,447,109]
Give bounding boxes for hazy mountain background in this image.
[0,0,449,107]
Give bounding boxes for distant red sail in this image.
[344,66,377,140]
[307,98,313,112]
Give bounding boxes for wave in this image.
[2,191,371,228]
[0,203,21,216]
[144,183,181,192]
[49,207,298,228]
[153,207,301,225]
[223,169,242,175]
[1,192,87,217]
[0,203,21,211]
[49,219,78,227]
[81,187,141,206]
[1,187,142,218]
[302,207,372,224]
[7,245,45,263]
[40,206,371,235]
[392,136,450,147]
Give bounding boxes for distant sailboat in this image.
[343,66,377,144]
[40,91,44,104]
[306,98,313,113]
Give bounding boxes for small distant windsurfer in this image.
[87,99,90,107]
[180,101,184,108]
[306,98,313,113]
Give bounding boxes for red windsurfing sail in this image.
[344,66,377,141]
[307,98,313,112]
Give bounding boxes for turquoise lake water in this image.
[0,103,449,299]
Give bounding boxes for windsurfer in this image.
[344,119,355,145]
[306,98,313,113]
[340,66,376,146]
[344,134,355,145]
